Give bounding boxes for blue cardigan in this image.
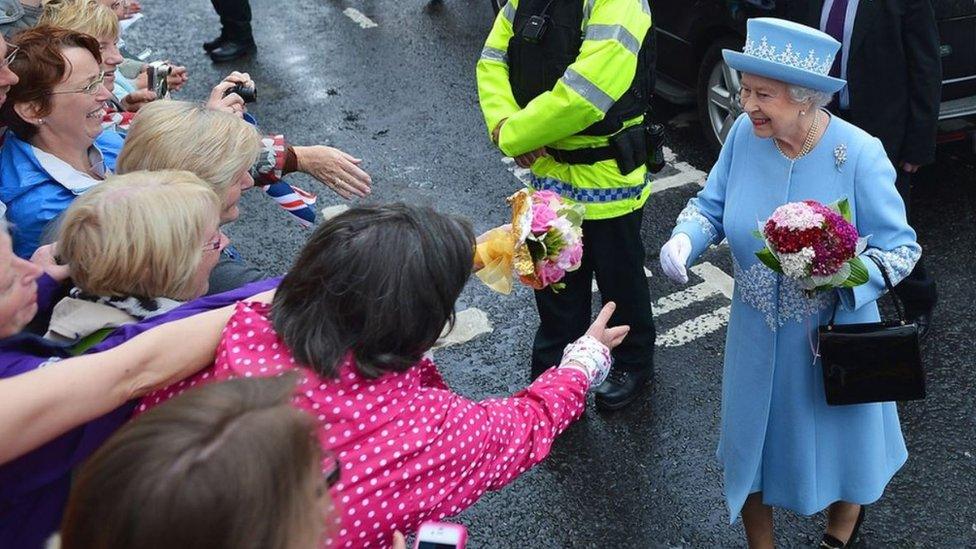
[0,130,124,258]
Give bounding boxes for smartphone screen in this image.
[417,543,458,549]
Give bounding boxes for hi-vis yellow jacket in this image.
[476,0,653,220]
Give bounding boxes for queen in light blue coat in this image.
[659,19,919,549]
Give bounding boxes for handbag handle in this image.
[828,253,908,326]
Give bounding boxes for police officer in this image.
[477,0,657,410]
[203,0,256,63]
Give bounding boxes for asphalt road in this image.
[128,0,976,546]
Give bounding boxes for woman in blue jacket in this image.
[0,27,125,258]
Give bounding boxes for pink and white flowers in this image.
[518,189,585,290]
[754,199,869,292]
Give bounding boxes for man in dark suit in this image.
[798,0,942,337]
[203,0,257,63]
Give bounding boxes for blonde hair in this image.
[57,170,221,300]
[39,0,120,41]
[116,101,261,200]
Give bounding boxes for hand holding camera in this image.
[207,71,257,117]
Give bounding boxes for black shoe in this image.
[820,506,865,548]
[202,33,228,52]
[594,369,649,411]
[914,311,932,341]
[208,39,256,63]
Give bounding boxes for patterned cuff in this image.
[253,134,288,185]
[559,335,612,388]
[675,203,717,244]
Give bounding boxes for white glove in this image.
[660,233,692,284]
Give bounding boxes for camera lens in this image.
[224,83,257,104]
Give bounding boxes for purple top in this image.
[0,277,280,549]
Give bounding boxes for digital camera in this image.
[223,82,257,104]
[145,61,172,98]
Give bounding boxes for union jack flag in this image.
[263,181,317,227]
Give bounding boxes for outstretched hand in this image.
[585,302,629,350]
[293,145,372,199]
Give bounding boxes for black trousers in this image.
[211,0,253,41]
[530,208,655,378]
[893,168,938,317]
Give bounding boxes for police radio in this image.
[520,15,550,43]
[517,0,557,43]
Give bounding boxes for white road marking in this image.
[320,204,350,220]
[658,305,731,347]
[651,169,706,194]
[652,282,721,315]
[691,262,735,299]
[343,8,378,29]
[434,308,493,349]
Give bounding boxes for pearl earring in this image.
[37,118,44,125]
[800,110,806,116]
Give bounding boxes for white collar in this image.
[31,145,109,195]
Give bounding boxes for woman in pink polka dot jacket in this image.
[140,203,630,548]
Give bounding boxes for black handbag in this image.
[818,255,925,406]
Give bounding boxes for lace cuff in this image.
[559,335,612,388]
[675,203,718,244]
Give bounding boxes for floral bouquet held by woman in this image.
[475,189,585,294]
[754,199,869,293]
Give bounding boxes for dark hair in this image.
[60,375,326,549]
[272,203,475,378]
[0,26,102,140]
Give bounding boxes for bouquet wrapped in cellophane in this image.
[474,189,585,294]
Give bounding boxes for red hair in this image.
[0,26,102,140]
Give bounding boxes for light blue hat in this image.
[723,18,846,93]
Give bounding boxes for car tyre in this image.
[697,36,745,152]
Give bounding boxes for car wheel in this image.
[697,36,744,152]
[491,0,506,14]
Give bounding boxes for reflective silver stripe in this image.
[560,68,615,113]
[639,0,650,15]
[582,0,596,26]
[480,46,508,64]
[585,24,640,56]
[501,1,516,23]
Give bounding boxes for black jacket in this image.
[795,0,942,165]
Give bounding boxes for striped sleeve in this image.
[476,0,522,140]
[496,0,651,156]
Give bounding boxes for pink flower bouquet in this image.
[754,199,869,292]
[474,188,585,294]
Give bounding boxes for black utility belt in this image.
[547,123,666,175]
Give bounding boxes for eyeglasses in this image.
[1,43,19,70]
[315,451,341,498]
[109,0,129,10]
[323,452,340,489]
[45,72,106,96]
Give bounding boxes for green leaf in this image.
[841,257,869,287]
[836,198,853,223]
[755,248,783,273]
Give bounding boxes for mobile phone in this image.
[413,521,467,549]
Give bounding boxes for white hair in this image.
[787,85,833,110]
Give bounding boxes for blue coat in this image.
[672,113,920,521]
[0,130,124,258]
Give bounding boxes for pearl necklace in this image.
[774,110,822,160]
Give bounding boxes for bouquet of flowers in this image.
[754,199,869,292]
[474,189,585,294]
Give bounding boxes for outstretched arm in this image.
[0,289,275,464]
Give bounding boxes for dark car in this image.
[651,0,976,150]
